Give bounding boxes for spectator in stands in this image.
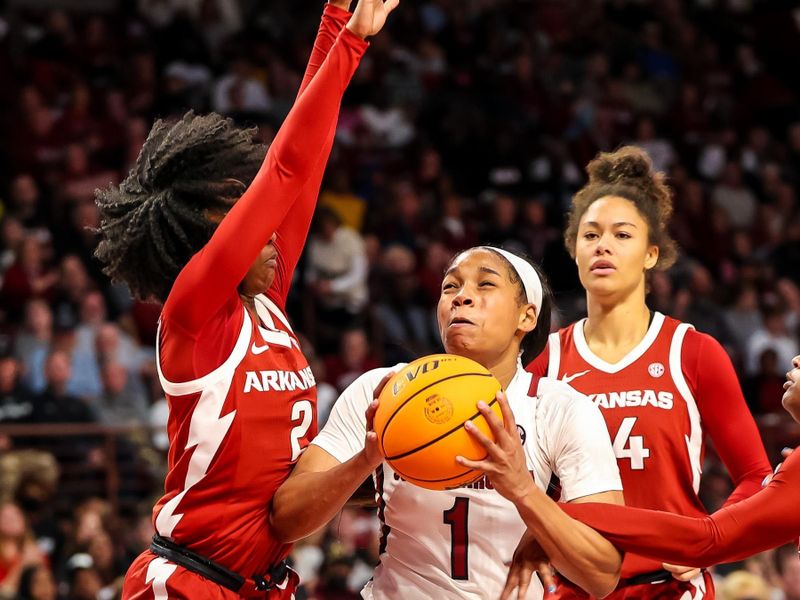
[745,306,799,376]
[14,300,53,394]
[324,328,379,393]
[0,357,33,424]
[306,207,369,323]
[774,544,800,600]
[718,570,771,600]
[712,161,758,230]
[0,501,45,599]
[31,351,94,424]
[95,362,148,425]
[16,563,57,600]
[0,235,56,323]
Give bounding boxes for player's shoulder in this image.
[535,376,594,413]
[344,364,406,395]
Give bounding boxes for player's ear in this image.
[518,304,537,334]
[644,244,659,270]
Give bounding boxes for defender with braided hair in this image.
[111,2,400,599]
[518,146,771,600]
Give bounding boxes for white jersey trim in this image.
[669,322,703,494]
[256,294,294,334]
[546,332,560,378]
[145,556,177,600]
[155,306,252,397]
[573,311,666,374]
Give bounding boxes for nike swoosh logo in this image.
[561,369,591,384]
[251,342,269,355]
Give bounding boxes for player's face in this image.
[574,196,658,301]
[240,233,278,298]
[437,249,536,365]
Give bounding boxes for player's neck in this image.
[584,292,651,362]
[480,348,520,390]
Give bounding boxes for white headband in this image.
[481,247,543,312]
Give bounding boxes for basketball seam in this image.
[384,397,499,461]
[380,371,494,452]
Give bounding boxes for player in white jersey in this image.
[271,246,624,599]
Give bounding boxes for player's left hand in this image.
[501,530,557,599]
[346,0,400,39]
[457,391,536,504]
[662,563,701,582]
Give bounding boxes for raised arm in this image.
[268,1,355,305]
[164,0,399,329]
[561,449,800,567]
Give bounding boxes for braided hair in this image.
[94,111,266,302]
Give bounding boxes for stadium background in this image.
[0,0,798,598]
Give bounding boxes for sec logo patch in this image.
[648,362,665,378]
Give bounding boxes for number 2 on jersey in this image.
[289,400,313,462]
[613,416,651,470]
[443,497,469,580]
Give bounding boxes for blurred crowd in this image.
[0,0,799,598]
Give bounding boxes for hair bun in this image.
[588,146,654,184]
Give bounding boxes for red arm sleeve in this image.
[162,29,368,331]
[268,3,352,307]
[526,342,550,376]
[682,330,772,506]
[561,449,800,566]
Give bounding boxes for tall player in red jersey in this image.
[526,147,771,599]
[93,2,399,598]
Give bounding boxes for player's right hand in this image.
[362,371,394,469]
[346,0,400,39]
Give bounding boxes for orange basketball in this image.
[373,354,503,490]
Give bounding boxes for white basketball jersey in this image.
[313,363,622,600]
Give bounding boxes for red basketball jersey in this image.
[537,312,706,517]
[153,294,317,578]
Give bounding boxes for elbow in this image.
[587,565,621,599]
[269,495,302,544]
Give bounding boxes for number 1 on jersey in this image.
[613,416,651,470]
[443,497,469,580]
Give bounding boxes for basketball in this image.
[373,354,504,490]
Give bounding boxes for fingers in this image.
[384,0,400,13]
[374,371,395,400]
[477,399,508,442]
[365,398,379,431]
[662,564,701,582]
[496,391,518,436]
[499,569,519,600]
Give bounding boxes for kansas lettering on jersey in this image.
[313,364,622,600]
[540,313,705,517]
[153,294,316,578]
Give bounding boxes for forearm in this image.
[515,490,621,598]
[299,3,351,97]
[563,450,800,566]
[270,451,374,543]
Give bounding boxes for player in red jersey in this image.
[93,2,399,598]
[457,356,800,600]
[525,147,771,599]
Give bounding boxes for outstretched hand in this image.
[346,0,400,39]
[456,391,536,504]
